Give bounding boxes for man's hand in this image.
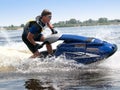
[34,43,43,51]
[51,29,58,34]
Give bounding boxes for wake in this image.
[0,44,86,73]
[0,44,119,73]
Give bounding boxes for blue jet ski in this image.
[40,34,117,64]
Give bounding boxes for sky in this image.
[0,0,120,26]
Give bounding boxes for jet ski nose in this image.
[109,44,117,57]
[113,44,117,52]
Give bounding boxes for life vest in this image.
[24,21,38,30]
[23,20,46,35]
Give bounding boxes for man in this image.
[22,9,57,58]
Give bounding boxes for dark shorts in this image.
[22,33,43,53]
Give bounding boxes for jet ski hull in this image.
[40,34,117,64]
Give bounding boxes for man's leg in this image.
[40,36,53,54]
[46,43,53,54]
[22,34,41,58]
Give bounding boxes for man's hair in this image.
[41,9,52,17]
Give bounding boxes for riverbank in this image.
[0,27,23,30]
[1,17,120,30]
[53,18,120,27]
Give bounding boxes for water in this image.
[0,25,120,90]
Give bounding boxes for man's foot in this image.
[37,54,44,58]
[47,54,54,58]
[29,51,41,58]
[29,54,44,58]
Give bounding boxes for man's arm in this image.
[27,32,36,45]
[47,23,58,34]
[47,22,54,29]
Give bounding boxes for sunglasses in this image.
[46,15,52,19]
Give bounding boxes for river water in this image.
[0,25,120,90]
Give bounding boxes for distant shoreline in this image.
[1,17,120,30]
[0,27,23,30]
[53,18,120,27]
[1,24,120,30]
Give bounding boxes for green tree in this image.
[21,24,24,27]
[68,19,78,24]
[98,18,108,23]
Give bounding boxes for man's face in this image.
[42,14,52,23]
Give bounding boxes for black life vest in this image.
[23,21,42,35]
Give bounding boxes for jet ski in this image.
[40,34,117,64]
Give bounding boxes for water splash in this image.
[0,39,119,73]
[0,43,119,74]
[99,51,120,69]
[0,44,87,73]
[0,30,11,44]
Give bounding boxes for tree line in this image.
[2,17,120,30]
[3,24,24,30]
[53,18,120,27]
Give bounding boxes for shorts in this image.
[22,33,43,53]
